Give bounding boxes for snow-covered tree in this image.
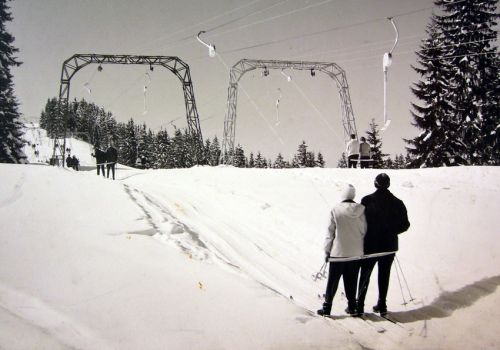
[385,157,394,169]
[393,154,406,169]
[0,0,25,163]
[273,153,285,168]
[255,151,265,168]
[295,141,308,167]
[366,119,387,168]
[203,138,211,165]
[248,152,255,168]
[305,151,316,167]
[406,19,456,167]
[209,136,221,166]
[142,128,155,168]
[154,129,171,168]
[39,98,59,138]
[233,144,246,168]
[118,119,138,167]
[337,152,347,168]
[316,152,325,168]
[407,0,499,166]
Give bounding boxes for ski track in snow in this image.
[121,184,416,347]
[122,184,239,268]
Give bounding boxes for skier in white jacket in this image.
[317,184,367,317]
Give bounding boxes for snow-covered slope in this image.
[22,123,96,166]
[1,162,499,349]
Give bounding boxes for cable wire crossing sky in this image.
[10,0,441,165]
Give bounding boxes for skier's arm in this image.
[396,201,410,234]
[324,211,336,260]
[360,206,368,238]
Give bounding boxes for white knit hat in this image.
[340,184,356,201]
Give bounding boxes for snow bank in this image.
[0,163,499,349]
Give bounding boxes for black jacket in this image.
[361,188,410,254]
[94,149,107,164]
[106,147,118,163]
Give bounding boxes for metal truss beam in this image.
[53,54,203,165]
[221,59,357,163]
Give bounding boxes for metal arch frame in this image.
[221,59,357,163]
[53,54,203,165]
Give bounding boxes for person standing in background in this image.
[346,134,360,168]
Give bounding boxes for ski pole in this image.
[312,262,327,281]
[395,256,415,302]
[393,257,408,306]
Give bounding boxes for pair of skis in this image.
[322,311,408,334]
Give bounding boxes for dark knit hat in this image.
[374,173,390,189]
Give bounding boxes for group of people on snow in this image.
[318,173,410,317]
[346,134,372,168]
[65,154,80,171]
[92,145,118,180]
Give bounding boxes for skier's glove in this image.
[325,255,330,263]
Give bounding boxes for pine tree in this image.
[393,154,405,169]
[118,119,138,167]
[316,152,325,168]
[385,157,394,169]
[438,0,499,164]
[248,152,255,168]
[305,151,316,167]
[273,153,285,168]
[406,19,456,167]
[154,129,171,168]
[209,136,221,166]
[337,152,347,168]
[296,141,308,167]
[171,129,186,168]
[407,0,499,166]
[366,119,387,168]
[0,0,25,163]
[142,128,155,168]
[255,151,265,168]
[183,129,197,167]
[405,153,413,168]
[233,144,246,167]
[39,98,59,137]
[203,138,211,165]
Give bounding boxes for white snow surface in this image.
[22,122,98,167]
[1,129,499,349]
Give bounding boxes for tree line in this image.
[39,98,326,169]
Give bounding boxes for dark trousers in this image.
[97,164,105,177]
[347,155,358,168]
[359,155,371,168]
[322,261,360,312]
[107,163,116,180]
[357,254,395,309]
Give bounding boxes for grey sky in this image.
[9,0,436,166]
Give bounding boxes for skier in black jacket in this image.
[356,173,410,315]
[92,147,106,177]
[106,145,118,180]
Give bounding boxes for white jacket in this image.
[346,139,360,156]
[324,201,367,258]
